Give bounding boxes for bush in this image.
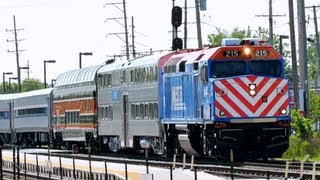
[282,136,309,160]
[282,135,320,161]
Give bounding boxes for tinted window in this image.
[249,60,281,77]
[212,61,246,78]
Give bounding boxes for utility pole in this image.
[255,0,285,46]
[104,1,130,60]
[269,0,273,46]
[172,0,175,45]
[131,16,136,58]
[195,0,202,48]
[184,0,187,49]
[288,0,300,109]
[6,15,25,93]
[297,0,309,116]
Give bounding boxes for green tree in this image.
[291,109,315,141]
[207,28,228,46]
[0,78,44,94]
[309,90,320,129]
[208,27,252,46]
[306,35,319,85]
[22,78,44,92]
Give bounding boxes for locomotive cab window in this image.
[249,60,281,77]
[200,65,208,83]
[212,61,246,78]
[179,60,187,72]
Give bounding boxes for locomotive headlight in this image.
[249,84,256,90]
[249,84,256,96]
[244,47,251,55]
[280,109,287,115]
[249,90,256,96]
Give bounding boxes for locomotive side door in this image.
[122,93,129,147]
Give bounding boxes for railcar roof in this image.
[0,88,53,101]
[98,53,167,74]
[0,93,17,101]
[14,88,53,99]
[55,65,103,87]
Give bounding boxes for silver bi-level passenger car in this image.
[97,55,164,154]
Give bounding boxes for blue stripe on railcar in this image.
[0,112,9,119]
[112,89,121,102]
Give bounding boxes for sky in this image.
[0,0,319,85]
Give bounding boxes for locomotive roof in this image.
[98,53,167,74]
[55,65,103,87]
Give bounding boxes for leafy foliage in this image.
[0,78,44,94]
[291,109,315,141]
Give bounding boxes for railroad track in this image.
[30,151,320,179]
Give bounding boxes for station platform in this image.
[1,148,224,180]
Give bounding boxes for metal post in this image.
[230,149,234,180]
[47,95,52,179]
[79,52,82,68]
[297,0,309,116]
[59,156,62,180]
[2,73,5,94]
[125,162,128,180]
[44,60,56,88]
[36,154,39,179]
[269,0,273,46]
[184,0,187,49]
[170,166,173,180]
[280,36,283,56]
[89,149,92,180]
[122,0,129,60]
[194,167,197,180]
[17,146,20,180]
[13,16,21,93]
[44,61,47,88]
[73,157,76,180]
[105,161,108,180]
[13,144,16,180]
[195,0,202,48]
[288,0,299,109]
[79,53,92,69]
[131,16,136,58]
[300,161,304,179]
[285,161,289,179]
[0,146,2,180]
[24,152,26,179]
[145,149,149,174]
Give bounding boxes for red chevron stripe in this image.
[260,83,288,116]
[215,86,247,117]
[216,77,287,117]
[215,100,233,118]
[219,78,249,103]
[246,75,258,82]
[273,98,289,116]
[218,77,271,113]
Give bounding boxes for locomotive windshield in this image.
[211,60,282,78]
[212,61,246,78]
[249,60,281,77]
